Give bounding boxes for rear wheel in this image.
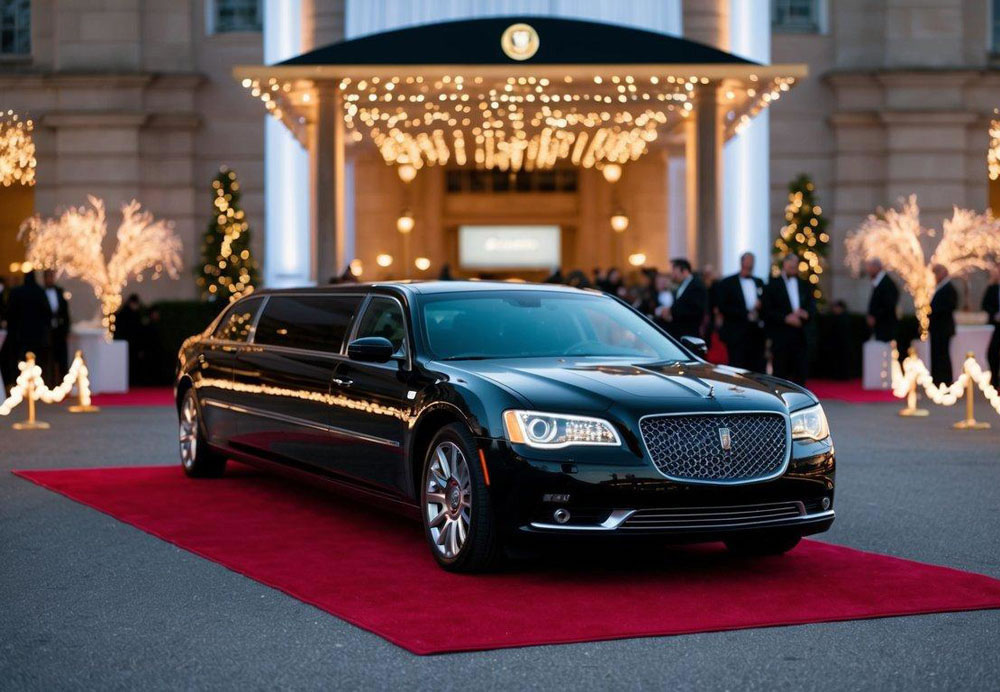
[421,424,502,572]
[178,389,226,478]
[725,530,801,557]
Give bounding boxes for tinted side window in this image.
[254,295,363,353]
[354,297,407,354]
[212,296,263,342]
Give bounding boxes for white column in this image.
[723,0,771,275]
[264,0,311,287]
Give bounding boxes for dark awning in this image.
[278,16,757,67]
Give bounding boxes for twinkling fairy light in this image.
[197,167,259,302]
[0,110,36,187]
[989,109,999,182]
[772,175,829,300]
[19,197,182,337]
[846,195,1000,339]
[238,72,795,173]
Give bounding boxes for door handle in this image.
[332,377,353,387]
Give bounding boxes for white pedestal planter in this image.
[862,340,892,390]
[69,326,129,394]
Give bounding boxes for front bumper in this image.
[480,437,836,541]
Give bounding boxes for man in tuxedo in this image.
[765,253,816,385]
[42,269,72,382]
[982,264,1000,388]
[865,258,899,342]
[716,252,766,372]
[6,271,52,368]
[658,258,706,340]
[929,263,958,385]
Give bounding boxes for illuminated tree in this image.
[19,196,182,337]
[772,174,829,301]
[196,166,259,302]
[845,195,1000,339]
[0,109,36,187]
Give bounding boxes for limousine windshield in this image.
[421,290,690,361]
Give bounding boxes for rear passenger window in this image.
[254,294,363,353]
[354,296,407,355]
[212,296,263,342]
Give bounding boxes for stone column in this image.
[309,85,345,282]
[682,0,729,51]
[687,83,723,269]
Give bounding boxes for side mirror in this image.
[680,336,708,357]
[347,336,394,363]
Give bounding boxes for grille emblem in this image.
[718,427,732,451]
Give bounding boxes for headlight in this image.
[790,404,830,441]
[502,410,621,449]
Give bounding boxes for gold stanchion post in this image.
[68,350,100,413]
[898,347,928,417]
[954,351,991,430]
[12,352,50,430]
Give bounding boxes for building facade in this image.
[1,0,999,320]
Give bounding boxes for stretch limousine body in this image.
[175,281,835,572]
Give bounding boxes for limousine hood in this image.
[443,358,816,416]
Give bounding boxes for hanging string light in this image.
[0,110,36,187]
[989,109,999,182]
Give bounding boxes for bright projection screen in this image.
[458,225,561,269]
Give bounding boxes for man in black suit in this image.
[864,258,899,342]
[658,258,706,340]
[6,271,52,368]
[929,263,958,385]
[982,264,1000,388]
[765,253,816,385]
[42,269,72,382]
[716,252,766,372]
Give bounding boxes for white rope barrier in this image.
[890,342,999,426]
[0,351,96,421]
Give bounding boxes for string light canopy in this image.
[989,108,999,182]
[234,17,804,175]
[0,110,36,187]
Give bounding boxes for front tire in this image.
[178,389,226,478]
[725,530,801,557]
[421,424,502,572]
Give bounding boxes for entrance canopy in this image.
[234,17,805,174]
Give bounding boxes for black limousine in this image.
[175,281,835,572]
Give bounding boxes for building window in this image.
[992,0,1000,53]
[1,0,31,55]
[772,0,821,33]
[446,169,578,194]
[213,0,261,33]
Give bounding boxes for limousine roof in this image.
[255,280,596,297]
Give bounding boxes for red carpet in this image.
[89,387,174,407]
[806,379,898,404]
[14,464,1000,655]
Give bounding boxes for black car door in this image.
[231,293,363,473]
[195,296,264,448]
[330,294,416,496]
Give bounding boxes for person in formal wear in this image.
[648,271,674,329]
[5,271,52,368]
[716,252,766,372]
[981,264,1000,388]
[928,263,958,385]
[864,258,899,342]
[0,274,8,328]
[765,253,816,385]
[659,258,707,340]
[42,269,71,382]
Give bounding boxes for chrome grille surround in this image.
[620,501,805,530]
[639,411,791,485]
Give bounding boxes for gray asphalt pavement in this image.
[2,397,999,690]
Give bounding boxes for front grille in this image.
[639,412,788,483]
[621,501,805,530]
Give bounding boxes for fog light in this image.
[553,508,571,524]
[821,497,831,510]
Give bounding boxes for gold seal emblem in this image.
[501,23,539,61]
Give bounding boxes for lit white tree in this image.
[19,196,182,337]
[845,195,1000,339]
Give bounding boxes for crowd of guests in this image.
[0,270,71,389]
[539,253,1000,389]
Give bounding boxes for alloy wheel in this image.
[425,441,473,559]
[179,395,198,470]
